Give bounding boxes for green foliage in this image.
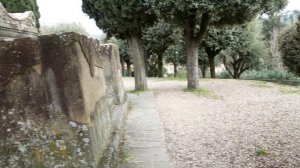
[221,20,269,79]
[241,70,299,80]
[279,16,300,76]
[262,15,284,41]
[150,0,287,27]
[40,23,89,36]
[142,20,181,77]
[217,71,232,79]
[203,27,233,53]
[0,0,40,28]
[164,43,186,66]
[82,0,156,39]
[149,0,286,88]
[256,148,268,156]
[143,20,179,55]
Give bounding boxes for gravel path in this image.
[123,78,300,168]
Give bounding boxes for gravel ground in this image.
[123,78,300,168]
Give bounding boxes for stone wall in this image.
[0,2,38,39]
[0,33,127,167]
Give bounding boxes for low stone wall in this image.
[0,33,126,167]
[0,2,38,39]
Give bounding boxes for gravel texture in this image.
[123,78,300,168]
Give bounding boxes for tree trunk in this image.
[125,60,131,77]
[233,68,239,79]
[127,34,148,91]
[174,64,178,77]
[157,53,163,78]
[185,38,199,89]
[201,67,206,78]
[184,14,210,89]
[143,49,149,77]
[208,55,216,78]
[120,58,125,77]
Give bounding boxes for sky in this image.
[37,0,300,36]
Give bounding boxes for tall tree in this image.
[0,0,40,28]
[262,15,285,70]
[279,15,300,76]
[142,20,179,77]
[222,23,268,79]
[82,0,156,91]
[150,0,287,89]
[164,43,186,77]
[202,28,232,78]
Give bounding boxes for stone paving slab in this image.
[118,92,174,168]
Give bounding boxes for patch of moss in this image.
[48,140,69,160]
[183,88,219,99]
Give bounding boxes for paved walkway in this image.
[118,92,174,168]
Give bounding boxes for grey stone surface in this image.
[0,2,38,39]
[0,33,127,167]
[118,92,174,168]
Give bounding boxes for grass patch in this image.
[280,88,300,94]
[256,148,268,156]
[127,90,147,95]
[252,81,273,88]
[183,88,219,99]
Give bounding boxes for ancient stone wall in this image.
[0,2,38,39]
[0,33,127,167]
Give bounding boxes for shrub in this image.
[279,15,300,76]
[217,71,232,79]
[241,70,298,80]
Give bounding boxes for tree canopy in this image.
[222,22,269,79]
[82,0,157,90]
[149,0,287,88]
[82,0,156,39]
[279,15,300,76]
[0,0,40,28]
[142,20,180,77]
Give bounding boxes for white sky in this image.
[37,0,300,36]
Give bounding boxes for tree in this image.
[202,28,232,78]
[164,43,186,77]
[279,15,300,76]
[198,48,209,78]
[150,0,287,88]
[262,14,285,70]
[0,0,40,28]
[142,20,179,77]
[222,23,268,79]
[82,0,156,90]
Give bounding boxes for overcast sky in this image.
[37,0,300,36]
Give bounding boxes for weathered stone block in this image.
[0,33,127,168]
[100,44,126,105]
[0,2,38,39]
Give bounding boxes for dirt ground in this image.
[123,78,300,168]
